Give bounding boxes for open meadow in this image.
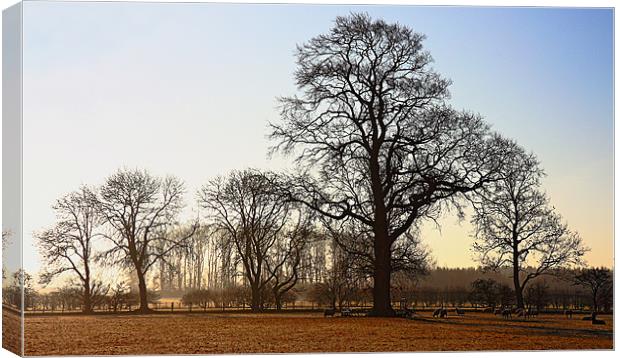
[2,307,21,355]
[23,311,613,355]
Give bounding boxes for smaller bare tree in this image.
[198,169,290,311]
[471,148,588,308]
[572,267,612,321]
[36,186,105,313]
[469,278,501,309]
[267,211,315,310]
[97,168,197,313]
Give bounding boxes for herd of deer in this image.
[323,307,604,324]
[489,307,539,320]
[323,308,368,317]
[323,307,465,318]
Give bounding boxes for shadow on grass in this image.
[410,315,613,338]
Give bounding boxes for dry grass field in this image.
[2,307,22,355]
[23,311,613,355]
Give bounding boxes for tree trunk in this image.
[370,231,394,317]
[591,288,598,323]
[513,248,524,309]
[136,270,152,313]
[82,282,93,314]
[275,293,283,311]
[82,258,93,314]
[514,281,524,309]
[250,283,261,312]
[368,144,395,317]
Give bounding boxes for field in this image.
[2,307,21,355]
[22,310,613,355]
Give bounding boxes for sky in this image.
[17,2,613,280]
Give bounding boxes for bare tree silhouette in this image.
[2,229,11,280]
[572,267,612,322]
[269,13,514,316]
[199,169,292,311]
[323,217,431,282]
[97,168,197,313]
[471,147,587,309]
[35,186,106,313]
[267,213,315,310]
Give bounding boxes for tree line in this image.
[13,13,603,317]
[3,264,611,316]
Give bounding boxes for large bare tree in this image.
[97,168,196,313]
[269,13,512,315]
[35,186,105,313]
[471,148,587,308]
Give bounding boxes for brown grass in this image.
[24,311,613,355]
[3,306,22,355]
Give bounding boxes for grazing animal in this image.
[323,308,336,317]
[587,312,606,325]
[455,307,465,316]
[525,308,537,319]
[514,308,525,317]
[564,309,573,319]
[405,308,415,318]
[433,308,442,318]
[395,308,414,318]
[341,308,352,317]
[351,308,368,317]
[440,308,448,318]
[502,309,512,319]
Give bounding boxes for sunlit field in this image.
[23,311,612,355]
[2,307,21,355]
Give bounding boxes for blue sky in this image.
[20,2,613,278]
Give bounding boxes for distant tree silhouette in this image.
[53,285,83,312]
[199,169,311,311]
[270,13,514,316]
[7,269,35,310]
[35,186,106,313]
[497,283,515,308]
[524,280,550,311]
[469,278,501,309]
[97,168,197,313]
[572,267,612,321]
[182,289,215,311]
[309,243,361,309]
[106,282,131,312]
[471,147,587,309]
[2,229,10,280]
[267,217,315,310]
